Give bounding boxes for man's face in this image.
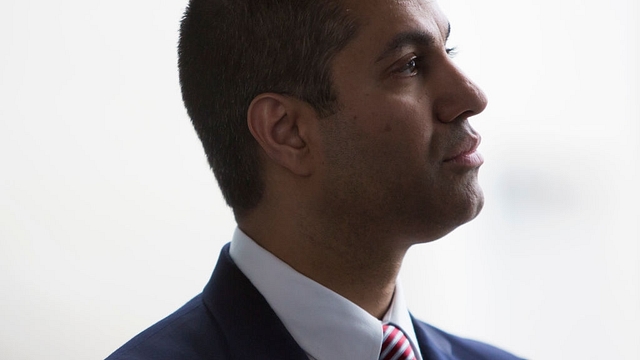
[316,0,488,244]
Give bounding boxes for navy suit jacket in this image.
[107,244,523,360]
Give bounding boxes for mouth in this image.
[443,134,484,167]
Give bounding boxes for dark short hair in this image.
[178,0,359,217]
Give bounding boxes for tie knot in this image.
[379,323,417,360]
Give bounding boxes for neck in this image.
[239,207,409,319]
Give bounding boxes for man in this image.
[107,0,524,359]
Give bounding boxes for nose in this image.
[432,60,488,123]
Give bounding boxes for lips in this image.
[443,134,484,167]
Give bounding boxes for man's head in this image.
[179,0,487,243]
[178,0,358,218]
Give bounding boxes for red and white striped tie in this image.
[379,323,417,360]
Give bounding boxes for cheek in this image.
[350,93,432,133]
[362,96,435,159]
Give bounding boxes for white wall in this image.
[1,0,638,359]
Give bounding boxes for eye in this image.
[445,46,458,58]
[395,56,421,76]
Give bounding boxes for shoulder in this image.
[106,295,230,360]
[412,319,526,360]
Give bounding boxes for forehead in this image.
[343,0,449,44]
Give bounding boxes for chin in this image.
[457,183,485,225]
[412,186,485,244]
[466,187,485,221]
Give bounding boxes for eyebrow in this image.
[375,22,452,63]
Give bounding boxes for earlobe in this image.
[247,93,314,176]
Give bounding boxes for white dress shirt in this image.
[229,228,423,360]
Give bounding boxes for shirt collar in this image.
[229,227,422,360]
[382,280,421,358]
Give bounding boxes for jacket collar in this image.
[202,243,309,360]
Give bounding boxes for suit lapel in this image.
[202,244,308,360]
[412,315,454,360]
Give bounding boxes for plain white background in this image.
[1,0,638,359]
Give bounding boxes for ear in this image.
[247,93,316,176]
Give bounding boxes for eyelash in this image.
[396,46,458,76]
[396,57,422,76]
